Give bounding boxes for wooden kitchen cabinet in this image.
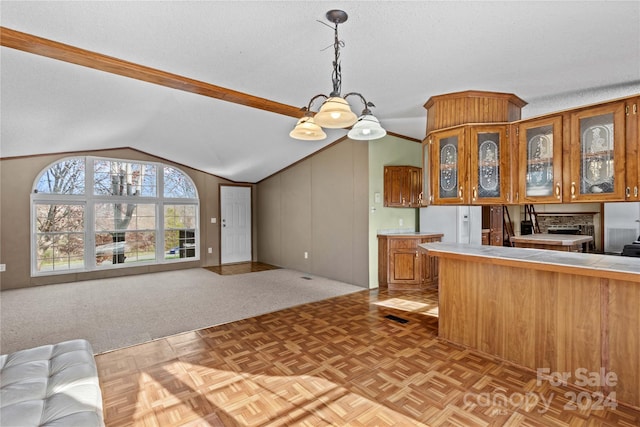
[469,125,510,204]
[424,90,526,135]
[422,91,640,206]
[515,115,564,204]
[625,96,640,200]
[514,98,634,204]
[427,124,510,205]
[566,101,626,202]
[481,229,490,245]
[377,233,443,290]
[428,127,466,205]
[383,166,422,207]
[488,205,504,246]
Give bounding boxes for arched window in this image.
[31,156,199,275]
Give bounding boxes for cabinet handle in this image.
[555,183,561,199]
[472,187,477,201]
[459,186,463,200]
[415,251,419,258]
[635,186,638,198]
[627,187,632,198]
[625,104,637,115]
[571,182,576,199]
[515,191,519,202]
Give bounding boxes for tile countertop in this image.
[419,242,640,283]
[509,233,593,245]
[377,231,444,237]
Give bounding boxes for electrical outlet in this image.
[211,218,217,223]
[208,248,212,254]
[0,264,5,272]
[304,252,308,259]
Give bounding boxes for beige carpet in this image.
[0,268,364,355]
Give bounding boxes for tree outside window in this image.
[32,156,199,275]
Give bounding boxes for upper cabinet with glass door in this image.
[424,91,526,205]
[469,125,510,204]
[422,91,638,205]
[429,127,467,204]
[517,116,563,204]
[567,101,626,202]
[428,124,511,205]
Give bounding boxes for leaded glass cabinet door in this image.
[569,102,626,202]
[469,125,509,204]
[518,116,563,204]
[430,127,467,204]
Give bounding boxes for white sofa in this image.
[0,339,104,426]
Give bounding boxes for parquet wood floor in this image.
[204,262,280,275]
[96,288,640,426]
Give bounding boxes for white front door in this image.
[220,185,252,264]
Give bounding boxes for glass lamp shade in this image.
[313,97,358,128]
[289,116,327,140]
[347,114,387,140]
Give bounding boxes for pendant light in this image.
[347,112,387,140]
[314,97,357,128]
[290,10,386,141]
[289,114,327,140]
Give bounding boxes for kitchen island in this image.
[419,242,640,410]
[510,233,593,252]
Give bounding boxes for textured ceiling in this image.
[1,1,639,182]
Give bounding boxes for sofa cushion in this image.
[0,339,104,427]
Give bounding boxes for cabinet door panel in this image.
[518,116,563,203]
[384,166,407,206]
[470,125,509,204]
[390,250,420,283]
[422,141,432,205]
[431,127,467,204]
[409,167,422,206]
[626,97,640,200]
[383,166,422,207]
[569,102,626,202]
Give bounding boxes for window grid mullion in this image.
[86,157,96,269]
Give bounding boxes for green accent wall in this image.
[368,135,422,288]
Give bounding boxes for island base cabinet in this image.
[437,256,640,409]
[608,280,640,409]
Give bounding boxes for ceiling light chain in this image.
[330,20,343,97]
[289,10,387,141]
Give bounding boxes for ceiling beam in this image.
[0,26,304,118]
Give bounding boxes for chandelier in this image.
[289,10,387,141]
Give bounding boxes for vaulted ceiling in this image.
[2,1,639,183]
